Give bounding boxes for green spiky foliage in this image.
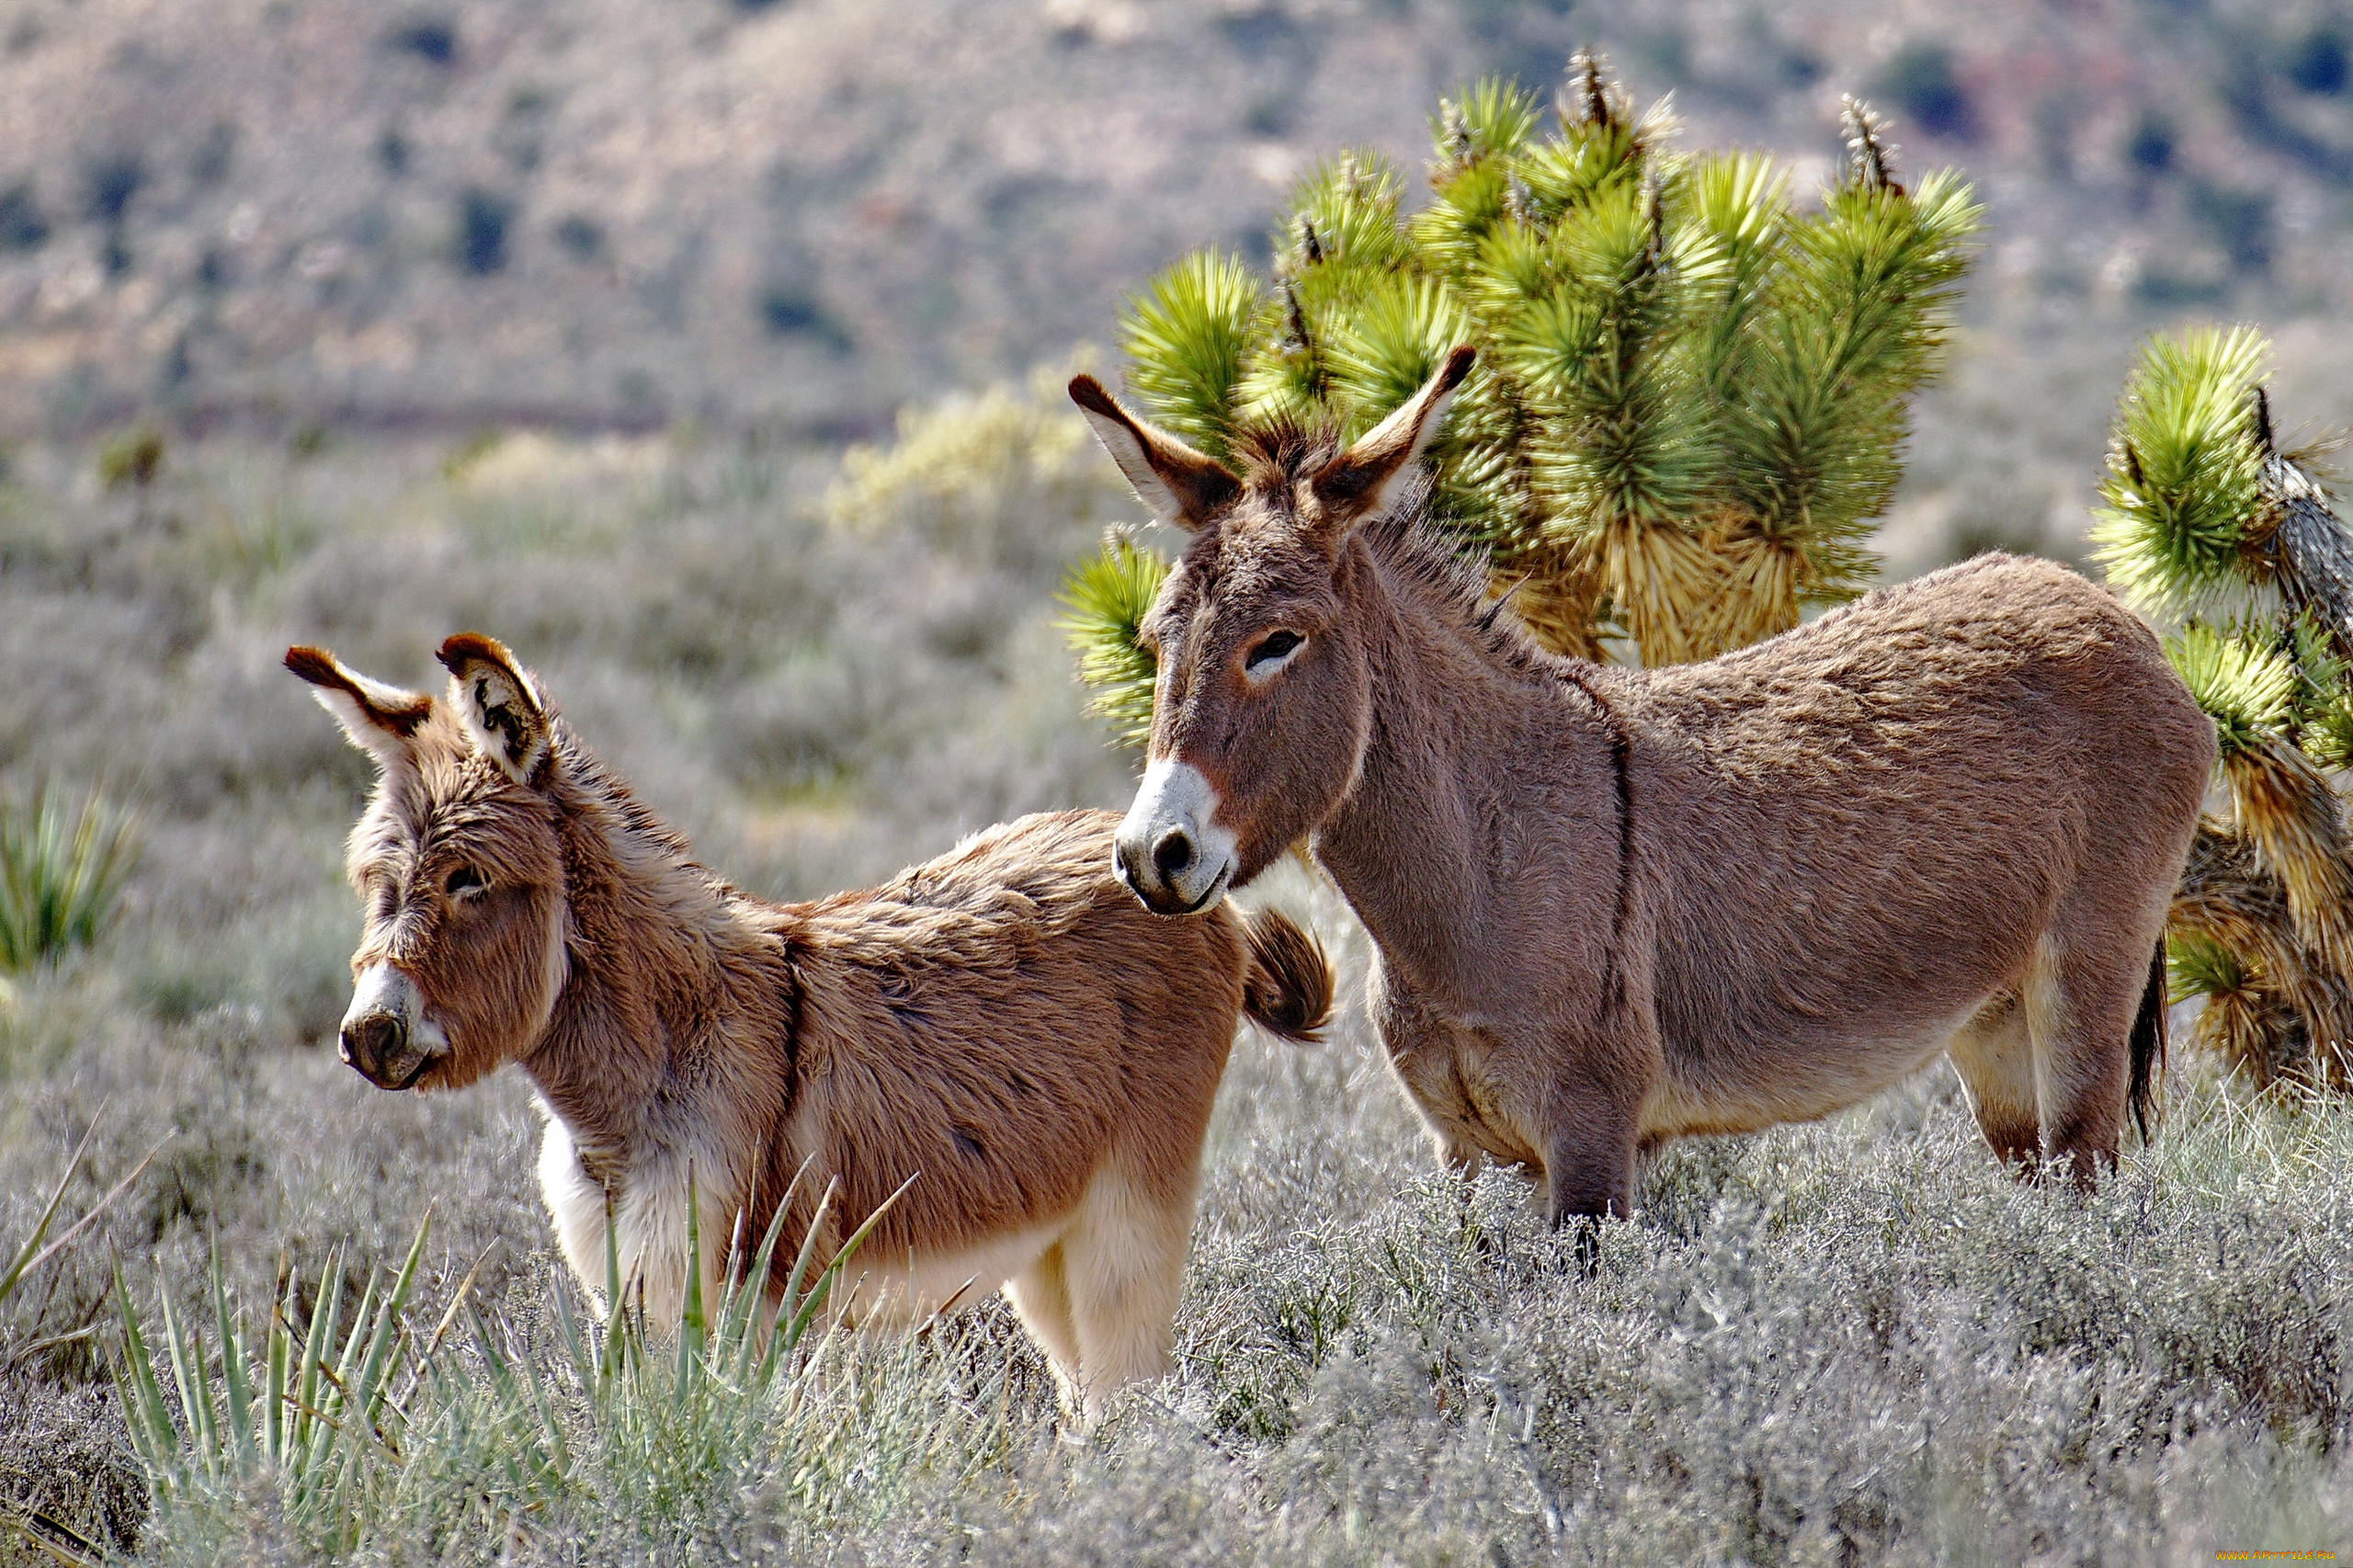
[116,1170,918,1557]
[0,785,138,974]
[1061,53,1981,722]
[1058,534,1169,750]
[2097,326,2353,1088]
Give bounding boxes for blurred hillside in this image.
[0,0,2347,444]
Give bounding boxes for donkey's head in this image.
[287,634,571,1092]
[1073,345,1474,915]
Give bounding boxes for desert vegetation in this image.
[0,365,2346,1562]
[4,7,2353,1563]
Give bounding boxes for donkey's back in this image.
[773,810,1273,1261]
[1622,553,2213,1172]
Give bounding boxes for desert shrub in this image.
[553,212,604,260]
[827,360,1135,572]
[386,15,457,65]
[455,188,513,276]
[1878,41,1976,140]
[96,428,163,492]
[756,284,854,352]
[0,788,136,974]
[187,119,237,188]
[79,153,140,225]
[0,183,44,253]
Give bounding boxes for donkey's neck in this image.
[1312,535,1619,994]
[520,757,776,1170]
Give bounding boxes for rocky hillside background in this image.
[0,0,2347,452]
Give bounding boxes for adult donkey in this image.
[1072,346,2213,1218]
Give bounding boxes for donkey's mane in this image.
[1225,415,1339,494]
[551,728,697,863]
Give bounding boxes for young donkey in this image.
[288,634,1330,1419]
[1073,346,2213,1214]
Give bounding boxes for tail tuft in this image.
[1241,906,1334,1044]
[2129,938,2168,1142]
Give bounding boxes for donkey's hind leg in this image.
[1061,1167,1193,1426]
[1947,991,2041,1169]
[2022,931,2146,1188]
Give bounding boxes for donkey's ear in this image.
[285,646,433,767]
[1068,375,1240,531]
[1309,344,1475,531]
[437,633,552,786]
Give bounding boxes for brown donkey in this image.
[287,634,1330,1420]
[1072,346,2213,1217]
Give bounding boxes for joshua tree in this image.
[2096,326,2353,1087]
[1062,52,1982,723]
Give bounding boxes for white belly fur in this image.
[536,1102,1074,1333]
[827,1220,1065,1331]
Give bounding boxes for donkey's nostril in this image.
[1152,828,1196,881]
[340,1012,404,1077]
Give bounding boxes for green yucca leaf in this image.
[1324,275,1470,435]
[1275,153,1410,276]
[1461,218,1557,316]
[1684,152,1788,392]
[2300,699,2353,772]
[2280,608,2353,767]
[2167,928,2252,1001]
[1412,159,1516,281]
[1059,537,1169,749]
[2092,325,2273,614]
[1549,174,1670,304]
[211,1239,255,1466]
[114,1267,176,1470]
[1517,64,1670,227]
[1429,77,1543,170]
[1500,286,1605,399]
[2169,623,2297,759]
[1722,171,1978,555]
[1517,133,1643,225]
[784,1174,917,1346]
[1119,251,1268,456]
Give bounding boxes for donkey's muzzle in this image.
[1114,757,1239,915]
[339,1010,430,1090]
[338,962,445,1090]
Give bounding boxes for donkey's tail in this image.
[1240,907,1335,1044]
[2128,937,2169,1142]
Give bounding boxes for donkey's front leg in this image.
[1540,1105,1638,1224]
[1536,1075,1640,1276]
[1533,1031,1653,1229]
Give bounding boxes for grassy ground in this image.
[0,416,2347,1564]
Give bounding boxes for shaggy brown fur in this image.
[288,634,1331,1421]
[1074,347,2213,1213]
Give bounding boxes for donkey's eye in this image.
[1246,631,1304,672]
[444,867,487,901]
